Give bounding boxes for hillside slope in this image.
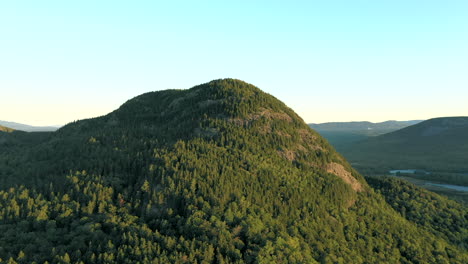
[367,176,468,247]
[0,79,466,263]
[341,117,468,174]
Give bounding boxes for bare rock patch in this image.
[326,162,363,192]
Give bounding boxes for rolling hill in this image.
[309,120,422,150]
[0,79,466,263]
[309,120,422,133]
[341,117,468,175]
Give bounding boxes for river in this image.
[426,183,468,192]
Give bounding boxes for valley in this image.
[314,118,468,203]
[309,120,422,151]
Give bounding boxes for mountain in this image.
[341,117,468,175]
[309,120,422,132]
[309,120,422,150]
[0,79,466,263]
[0,120,59,132]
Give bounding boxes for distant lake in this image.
[426,183,468,192]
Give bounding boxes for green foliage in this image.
[367,176,468,249]
[0,79,466,263]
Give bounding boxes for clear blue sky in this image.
[1,0,467,126]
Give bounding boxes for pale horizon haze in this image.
[1,1,467,126]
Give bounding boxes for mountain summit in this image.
[0,79,466,263]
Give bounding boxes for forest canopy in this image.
[0,79,466,263]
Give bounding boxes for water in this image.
[389,169,430,175]
[426,183,468,192]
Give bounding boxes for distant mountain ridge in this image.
[341,116,468,173]
[0,120,59,132]
[308,120,422,150]
[309,120,422,132]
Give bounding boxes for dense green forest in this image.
[0,79,466,263]
[367,176,467,247]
